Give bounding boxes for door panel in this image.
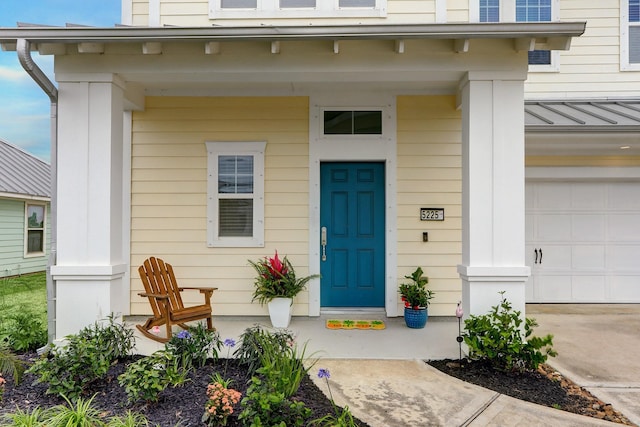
[320,162,385,307]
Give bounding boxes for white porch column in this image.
[457,71,531,318]
[51,74,127,340]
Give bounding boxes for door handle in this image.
[321,227,327,261]
[539,248,542,265]
[534,248,538,264]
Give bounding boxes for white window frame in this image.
[469,0,559,72]
[206,141,266,248]
[209,0,387,19]
[24,202,46,257]
[621,0,640,71]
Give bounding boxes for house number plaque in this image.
[420,208,444,221]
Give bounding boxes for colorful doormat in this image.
[326,319,386,330]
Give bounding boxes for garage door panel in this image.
[572,246,605,270]
[572,276,606,301]
[572,185,605,210]
[609,276,640,301]
[537,183,572,209]
[608,245,640,270]
[538,245,571,269]
[572,215,605,241]
[608,214,640,241]
[538,215,572,240]
[538,276,572,301]
[609,184,640,209]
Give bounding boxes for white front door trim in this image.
[308,91,398,317]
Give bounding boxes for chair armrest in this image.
[138,292,169,300]
[179,287,218,294]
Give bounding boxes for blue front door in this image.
[320,162,385,307]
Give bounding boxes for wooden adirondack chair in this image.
[137,257,217,343]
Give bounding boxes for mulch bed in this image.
[0,353,370,427]
[428,359,635,426]
[2,352,635,426]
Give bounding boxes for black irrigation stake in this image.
[456,301,464,362]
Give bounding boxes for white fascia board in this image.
[0,22,586,46]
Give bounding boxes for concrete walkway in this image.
[128,305,640,426]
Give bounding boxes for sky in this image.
[0,0,121,162]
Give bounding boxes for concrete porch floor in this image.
[126,314,462,360]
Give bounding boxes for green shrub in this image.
[106,410,153,427]
[237,328,315,427]
[239,366,311,427]
[258,339,314,399]
[45,395,106,427]
[463,292,557,372]
[3,312,47,352]
[76,314,135,361]
[0,342,25,385]
[0,406,48,426]
[118,350,188,404]
[165,323,221,370]
[27,315,135,401]
[233,325,295,377]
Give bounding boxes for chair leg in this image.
[137,324,170,343]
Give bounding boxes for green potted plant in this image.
[249,251,319,328]
[399,267,434,329]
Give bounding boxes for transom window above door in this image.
[323,110,382,135]
[210,0,386,19]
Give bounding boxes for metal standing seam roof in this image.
[0,139,50,199]
[525,100,640,132]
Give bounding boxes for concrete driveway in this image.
[529,304,640,426]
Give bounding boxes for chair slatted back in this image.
[138,257,185,317]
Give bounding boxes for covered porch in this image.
[0,21,586,342]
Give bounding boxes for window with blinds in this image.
[206,142,265,247]
[630,0,640,63]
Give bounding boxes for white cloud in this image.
[0,65,28,81]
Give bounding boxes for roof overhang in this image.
[0,21,585,48]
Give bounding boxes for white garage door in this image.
[526,182,640,303]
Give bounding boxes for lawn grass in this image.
[0,272,47,332]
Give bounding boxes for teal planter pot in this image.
[404,307,428,329]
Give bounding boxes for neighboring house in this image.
[1,1,635,343]
[0,139,51,278]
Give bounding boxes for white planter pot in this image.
[268,297,293,328]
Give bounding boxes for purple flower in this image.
[224,338,236,347]
[176,330,191,339]
[318,368,330,379]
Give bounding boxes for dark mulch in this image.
[0,353,370,427]
[428,359,635,425]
